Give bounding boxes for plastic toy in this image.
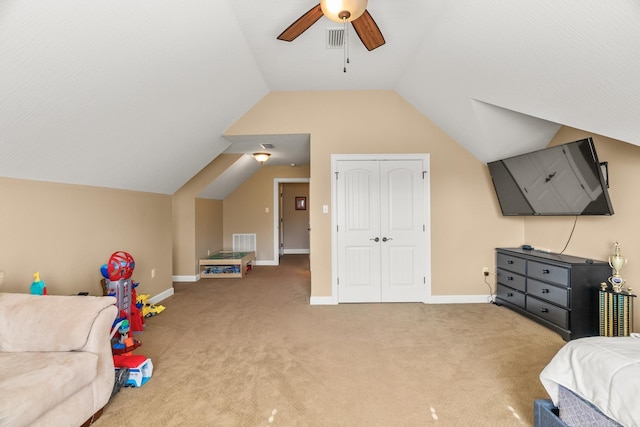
[113,355,153,387]
[110,318,140,355]
[112,319,132,348]
[100,251,135,281]
[30,272,47,295]
[101,252,146,334]
[137,294,166,318]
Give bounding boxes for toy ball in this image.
[107,251,135,280]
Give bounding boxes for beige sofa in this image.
[0,293,117,427]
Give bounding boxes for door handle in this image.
[370,237,380,242]
[382,237,393,242]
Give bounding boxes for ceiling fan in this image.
[277,0,385,51]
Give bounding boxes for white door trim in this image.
[331,153,431,304]
[272,178,310,266]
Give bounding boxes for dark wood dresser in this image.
[495,247,611,341]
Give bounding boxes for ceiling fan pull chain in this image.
[343,17,350,73]
[346,19,350,65]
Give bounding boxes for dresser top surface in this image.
[497,247,608,266]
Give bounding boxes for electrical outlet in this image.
[482,267,490,276]
[151,268,156,279]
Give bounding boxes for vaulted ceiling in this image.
[1,1,639,197]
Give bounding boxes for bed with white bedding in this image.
[538,335,640,427]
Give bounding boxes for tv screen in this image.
[487,138,614,216]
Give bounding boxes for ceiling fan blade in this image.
[277,4,323,42]
[351,10,386,51]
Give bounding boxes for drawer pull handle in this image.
[507,293,514,297]
[507,260,514,264]
[541,288,550,293]
[540,308,549,313]
[542,269,550,274]
[507,276,513,281]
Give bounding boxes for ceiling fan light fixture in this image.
[253,152,271,164]
[320,0,368,23]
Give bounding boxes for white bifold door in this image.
[336,158,428,303]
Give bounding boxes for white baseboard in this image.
[310,296,338,305]
[172,274,199,282]
[427,295,491,304]
[255,260,278,266]
[284,249,310,254]
[309,294,490,305]
[149,287,174,304]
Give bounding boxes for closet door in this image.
[336,159,426,303]
[379,160,426,302]
[336,161,381,302]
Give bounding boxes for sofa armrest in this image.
[84,300,119,409]
[0,293,117,352]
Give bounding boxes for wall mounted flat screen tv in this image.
[487,138,614,216]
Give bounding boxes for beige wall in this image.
[0,177,172,298]
[172,153,241,276]
[223,165,310,260]
[5,92,635,330]
[524,127,640,330]
[225,91,523,299]
[195,198,223,259]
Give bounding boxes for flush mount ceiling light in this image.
[253,152,271,164]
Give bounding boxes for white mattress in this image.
[540,335,640,427]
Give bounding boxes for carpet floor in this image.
[94,254,565,426]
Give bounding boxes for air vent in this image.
[260,143,274,149]
[233,234,256,254]
[326,27,344,49]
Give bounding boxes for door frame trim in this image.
[331,153,432,304]
[272,177,310,266]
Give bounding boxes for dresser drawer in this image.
[527,279,569,308]
[526,296,569,329]
[497,252,526,275]
[496,268,526,293]
[497,284,525,309]
[527,261,569,286]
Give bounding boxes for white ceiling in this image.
[1,1,639,198]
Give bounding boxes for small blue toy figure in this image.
[30,272,47,295]
[113,320,132,351]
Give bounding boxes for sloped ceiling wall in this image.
[1,1,639,195]
[396,1,640,162]
[0,0,268,194]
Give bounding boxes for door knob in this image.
[382,237,393,242]
[370,237,380,242]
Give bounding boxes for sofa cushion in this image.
[0,293,116,352]
[0,351,98,427]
